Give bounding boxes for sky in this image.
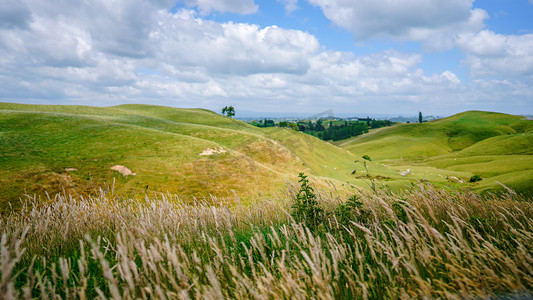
[1,0,532,117]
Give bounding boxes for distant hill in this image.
[340,110,533,195]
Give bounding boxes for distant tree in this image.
[288,123,299,131]
[418,112,423,123]
[227,106,235,117]
[316,120,325,131]
[222,106,235,117]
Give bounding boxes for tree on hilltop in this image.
[222,106,235,117]
[418,112,423,123]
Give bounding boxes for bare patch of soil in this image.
[111,165,136,176]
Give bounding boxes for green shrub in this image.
[470,174,483,182]
[334,195,363,224]
[291,173,324,230]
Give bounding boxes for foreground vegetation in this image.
[1,181,532,299]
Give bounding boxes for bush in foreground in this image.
[1,183,532,299]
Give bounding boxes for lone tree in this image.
[222,106,235,117]
[418,111,423,123]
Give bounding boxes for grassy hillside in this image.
[2,104,530,209]
[340,110,533,195]
[0,103,282,207]
[2,102,401,209]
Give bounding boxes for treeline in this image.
[250,119,275,127]
[250,118,393,141]
[314,120,368,141]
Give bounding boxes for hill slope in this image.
[1,103,399,209]
[340,111,533,195]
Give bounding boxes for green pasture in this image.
[339,110,533,195]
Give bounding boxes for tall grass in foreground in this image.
[1,184,532,299]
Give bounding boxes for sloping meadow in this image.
[1,182,532,299]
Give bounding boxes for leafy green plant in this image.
[334,195,371,225]
[469,174,483,182]
[291,173,324,230]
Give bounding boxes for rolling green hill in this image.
[340,110,533,195]
[1,102,400,209]
[2,105,531,209]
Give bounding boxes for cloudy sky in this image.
[1,0,532,116]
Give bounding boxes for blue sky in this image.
[1,0,532,116]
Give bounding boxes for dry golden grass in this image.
[1,183,532,299]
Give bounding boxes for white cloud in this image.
[154,11,319,76]
[183,0,258,14]
[457,30,533,79]
[0,0,530,115]
[307,0,487,50]
[278,0,299,14]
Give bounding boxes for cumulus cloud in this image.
[457,30,533,79]
[307,0,487,50]
[154,10,319,76]
[0,0,530,115]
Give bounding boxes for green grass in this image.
[2,103,384,208]
[1,104,532,297]
[2,104,532,208]
[340,110,533,195]
[1,183,532,299]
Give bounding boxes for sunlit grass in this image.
[1,183,532,299]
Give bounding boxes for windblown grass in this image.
[1,184,532,299]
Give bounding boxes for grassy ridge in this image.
[2,103,399,208]
[2,104,531,208]
[1,184,531,298]
[340,110,533,195]
[0,103,300,207]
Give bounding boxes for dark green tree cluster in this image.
[296,119,393,141]
[317,121,368,141]
[251,119,275,127]
[367,119,393,129]
[278,121,299,131]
